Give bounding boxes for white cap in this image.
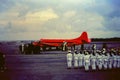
[68,50,71,53]
[103,48,106,51]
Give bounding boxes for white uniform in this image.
[117,55,120,68]
[113,55,117,68]
[73,53,79,68]
[67,52,73,68]
[103,55,108,70]
[119,56,120,68]
[95,53,99,66]
[91,54,96,70]
[21,43,24,53]
[84,54,90,71]
[108,55,113,69]
[97,54,103,70]
[78,53,84,68]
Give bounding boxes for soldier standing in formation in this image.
[66,43,120,72]
[66,45,120,71]
[108,52,113,69]
[78,51,84,68]
[66,50,73,69]
[84,51,90,71]
[113,53,117,68]
[73,50,79,68]
[91,53,97,71]
[117,53,120,68]
[101,48,107,70]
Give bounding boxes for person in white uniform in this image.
[101,48,108,70]
[66,50,73,69]
[73,50,79,69]
[21,43,24,53]
[84,51,90,71]
[97,52,103,70]
[108,49,116,69]
[118,55,120,68]
[116,53,120,68]
[90,53,97,71]
[102,54,109,70]
[108,52,113,69]
[78,51,84,68]
[113,53,117,68]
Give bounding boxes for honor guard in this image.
[78,52,84,68]
[66,50,73,69]
[108,53,113,69]
[97,53,103,70]
[113,53,117,68]
[118,55,120,68]
[73,50,79,68]
[109,49,116,69]
[90,53,97,70]
[102,48,108,70]
[116,53,120,68]
[84,51,90,71]
[102,54,109,70]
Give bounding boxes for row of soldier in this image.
[66,47,120,71]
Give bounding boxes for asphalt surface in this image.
[0,42,120,80]
[0,53,119,80]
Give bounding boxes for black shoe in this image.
[67,67,72,69]
[74,67,79,69]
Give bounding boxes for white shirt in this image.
[74,53,79,60]
[84,54,90,62]
[67,53,73,61]
[78,53,83,60]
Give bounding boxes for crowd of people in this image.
[66,44,120,71]
[19,42,41,54]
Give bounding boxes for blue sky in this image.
[0,0,120,40]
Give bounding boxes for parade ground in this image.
[0,41,120,80]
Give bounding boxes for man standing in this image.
[92,44,96,54]
[91,53,97,71]
[84,51,90,71]
[73,50,79,69]
[66,50,73,69]
[97,53,103,70]
[113,53,117,68]
[102,54,109,70]
[116,53,120,68]
[108,52,113,69]
[78,52,84,68]
[0,51,5,72]
[19,42,25,54]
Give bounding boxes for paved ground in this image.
[0,53,119,80]
[0,42,120,80]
